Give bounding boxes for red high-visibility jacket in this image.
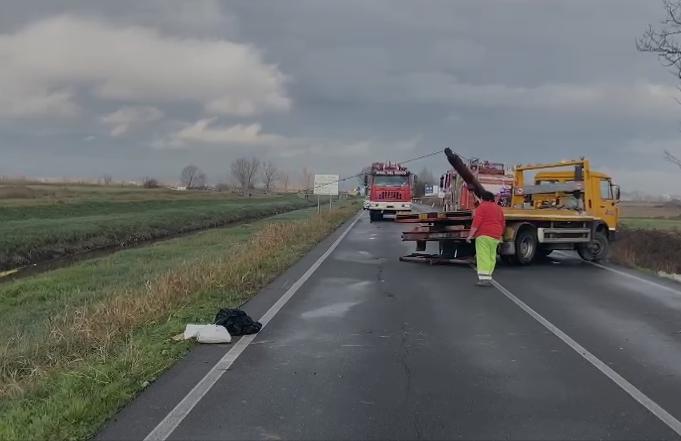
[472,201,505,240]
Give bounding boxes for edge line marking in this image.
[144,212,362,441]
[491,278,681,437]
[554,251,681,296]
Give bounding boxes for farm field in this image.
[0,183,314,270]
[619,200,681,230]
[620,217,681,230]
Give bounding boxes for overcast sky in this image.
[1,0,680,193]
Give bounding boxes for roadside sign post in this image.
[313,174,340,213]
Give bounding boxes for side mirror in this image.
[363,175,368,186]
[612,184,621,201]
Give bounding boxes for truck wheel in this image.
[501,254,517,265]
[578,230,609,262]
[440,241,474,259]
[515,228,538,265]
[439,241,456,258]
[369,211,382,222]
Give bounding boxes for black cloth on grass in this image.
[215,308,262,336]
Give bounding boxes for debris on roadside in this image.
[215,308,262,336]
[173,308,260,344]
[181,324,232,344]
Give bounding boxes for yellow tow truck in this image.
[397,154,621,265]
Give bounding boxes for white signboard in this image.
[313,174,339,196]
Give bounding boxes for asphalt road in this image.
[99,212,681,440]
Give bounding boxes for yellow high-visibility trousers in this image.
[475,235,500,281]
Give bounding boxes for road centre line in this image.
[144,213,362,441]
[490,278,681,437]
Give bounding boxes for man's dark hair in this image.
[480,191,496,202]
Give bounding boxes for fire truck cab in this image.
[365,162,414,222]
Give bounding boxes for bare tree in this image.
[639,3,681,172]
[280,172,290,192]
[665,149,681,169]
[102,174,113,185]
[142,177,159,188]
[638,1,681,77]
[262,161,278,193]
[216,182,230,192]
[414,167,435,197]
[357,166,372,191]
[194,172,208,189]
[231,157,261,193]
[300,167,314,192]
[180,164,205,189]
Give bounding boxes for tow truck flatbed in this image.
[396,208,598,224]
[395,210,472,223]
[503,208,597,222]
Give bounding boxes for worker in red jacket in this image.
[466,191,505,286]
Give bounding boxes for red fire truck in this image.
[441,158,513,211]
[365,162,414,222]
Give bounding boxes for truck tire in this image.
[439,240,457,258]
[369,210,383,222]
[577,230,609,262]
[501,254,517,265]
[439,241,474,259]
[515,228,538,265]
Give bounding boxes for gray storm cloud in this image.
[0,0,680,194]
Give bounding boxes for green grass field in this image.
[619,201,681,231]
[0,202,360,441]
[0,184,314,270]
[620,217,681,230]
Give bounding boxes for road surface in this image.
[99,212,681,440]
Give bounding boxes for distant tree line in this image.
[127,157,316,194]
[95,156,323,193]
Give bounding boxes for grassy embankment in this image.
[611,201,681,276]
[0,200,359,441]
[0,183,315,270]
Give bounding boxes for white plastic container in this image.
[183,324,232,344]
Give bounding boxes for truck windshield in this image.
[373,176,408,186]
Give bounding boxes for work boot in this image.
[476,280,492,287]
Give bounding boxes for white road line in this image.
[144,213,362,441]
[491,279,681,437]
[555,251,681,296]
[590,262,681,296]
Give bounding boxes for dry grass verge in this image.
[611,228,681,275]
[0,203,358,440]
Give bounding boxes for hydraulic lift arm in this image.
[444,148,486,198]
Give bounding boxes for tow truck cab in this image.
[502,159,621,263]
